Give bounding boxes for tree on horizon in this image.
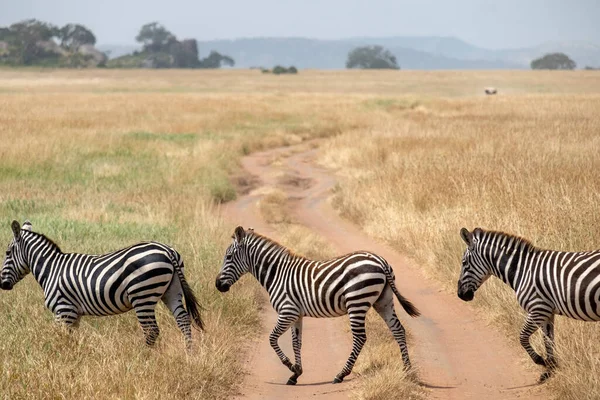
[346,45,399,70]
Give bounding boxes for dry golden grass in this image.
[258,189,293,225]
[1,68,598,399]
[0,69,359,399]
[320,88,600,398]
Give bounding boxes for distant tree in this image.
[169,39,200,68]
[9,19,59,41]
[0,27,11,41]
[270,65,298,74]
[5,19,60,65]
[135,22,176,53]
[346,45,399,69]
[199,51,234,68]
[584,66,599,70]
[59,24,96,50]
[530,53,576,70]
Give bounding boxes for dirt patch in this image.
[277,172,314,190]
[231,173,261,196]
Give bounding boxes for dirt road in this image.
[222,142,547,399]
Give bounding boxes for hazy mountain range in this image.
[99,36,600,70]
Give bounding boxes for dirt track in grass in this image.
[222,142,547,399]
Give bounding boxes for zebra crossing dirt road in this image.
[222,141,547,399]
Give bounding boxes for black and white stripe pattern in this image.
[458,227,600,382]
[1,220,203,348]
[215,226,420,385]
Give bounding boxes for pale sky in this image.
[0,0,598,49]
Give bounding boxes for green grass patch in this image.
[127,131,200,143]
[363,97,420,111]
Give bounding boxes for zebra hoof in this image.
[539,372,552,383]
[332,377,343,384]
[287,377,297,385]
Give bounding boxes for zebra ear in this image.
[22,220,32,231]
[460,228,472,246]
[11,220,21,238]
[234,226,246,242]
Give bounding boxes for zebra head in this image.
[216,226,251,293]
[457,227,492,302]
[1,220,33,291]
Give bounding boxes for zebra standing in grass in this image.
[215,226,420,385]
[458,227,600,382]
[1,220,203,348]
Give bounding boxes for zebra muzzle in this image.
[458,288,474,301]
[0,281,13,291]
[215,278,230,293]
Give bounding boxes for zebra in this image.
[1,220,203,349]
[215,226,420,385]
[458,227,600,382]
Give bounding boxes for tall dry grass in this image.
[1,68,598,399]
[320,92,600,399]
[0,69,360,399]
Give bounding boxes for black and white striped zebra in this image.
[1,220,203,348]
[215,226,420,385]
[458,227,600,382]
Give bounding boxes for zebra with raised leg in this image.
[457,227,600,382]
[1,220,203,349]
[215,226,420,385]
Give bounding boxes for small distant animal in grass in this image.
[484,87,498,95]
[1,220,203,349]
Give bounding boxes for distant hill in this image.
[98,37,600,70]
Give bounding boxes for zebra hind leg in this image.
[162,281,193,350]
[334,308,367,384]
[287,318,304,385]
[373,287,412,372]
[134,304,160,346]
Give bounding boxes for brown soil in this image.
[221,142,547,399]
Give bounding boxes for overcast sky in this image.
[1,0,598,49]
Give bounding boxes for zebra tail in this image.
[384,264,421,318]
[172,257,205,331]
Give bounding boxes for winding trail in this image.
[221,142,547,399]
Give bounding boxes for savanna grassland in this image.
[0,69,359,399]
[316,73,600,399]
[0,68,599,400]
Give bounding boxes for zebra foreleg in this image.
[520,313,547,368]
[269,313,297,379]
[540,315,557,382]
[334,309,367,384]
[53,305,80,330]
[287,318,304,385]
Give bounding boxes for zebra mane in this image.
[248,232,305,260]
[26,230,63,253]
[478,229,539,252]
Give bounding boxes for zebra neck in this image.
[249,244,304,294]
[488,239,537,291]
[23,234,63,290]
